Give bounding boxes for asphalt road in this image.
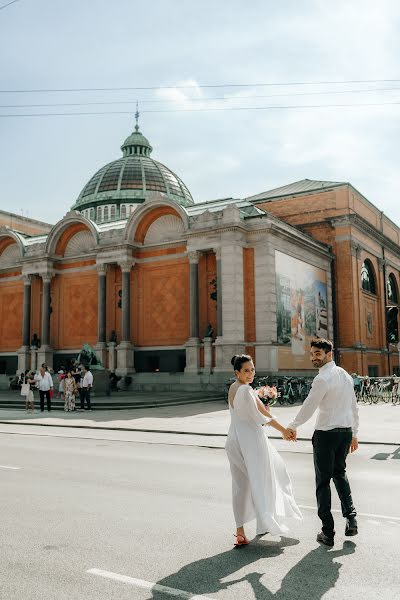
[0,426,399,600]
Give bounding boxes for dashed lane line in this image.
[0,465,21,470]
[298,505,400,522]
[87,568,215,599]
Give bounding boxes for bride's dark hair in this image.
[231,354,252,371]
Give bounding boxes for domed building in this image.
[0,118,339,389]
[72,122,194,223]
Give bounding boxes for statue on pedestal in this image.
[31,333,40,348]
[204,323,214,338]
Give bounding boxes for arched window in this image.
[120,204,127,219]
[90,208,95,221]
[103,206,109,221]
[97,206,102,222]
[110,205,116,220]
[387,273,399,304]
[361,259,376,294]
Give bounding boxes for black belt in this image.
[316,427,352,433]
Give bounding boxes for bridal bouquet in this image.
[257,385,278,404]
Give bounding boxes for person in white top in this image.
[225,354,301,546]
[81,366,93,410]
[34,366,54,412]
[287,338,359,546]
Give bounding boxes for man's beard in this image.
[312,356,327,368]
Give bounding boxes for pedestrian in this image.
[57,366,66,400]
[34,366,54,412]
[225,354,301,546]
[63,371,77,411]
[81,365,93,410]
[19,370,35,412]
[287,338,359,547]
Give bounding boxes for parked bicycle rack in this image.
[223,375,314,406]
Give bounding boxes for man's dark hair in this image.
[310,337,333,353]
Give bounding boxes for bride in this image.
[225,354,302,546]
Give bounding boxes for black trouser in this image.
[39,390,51,412]
[81,387,91,409]
[312,428,356,537]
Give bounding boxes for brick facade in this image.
[254,184,400,375]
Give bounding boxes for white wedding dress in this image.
[225,384,302,536]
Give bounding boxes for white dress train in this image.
[225,384,302,536]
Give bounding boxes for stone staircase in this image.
[0,390,224,411]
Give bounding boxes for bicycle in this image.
[280,377,297,404]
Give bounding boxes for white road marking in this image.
[0,465,21,470]
[87,569,215,599]
[298,505,400,522]
[366,519,381,525]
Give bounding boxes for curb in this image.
[0,420,397,446]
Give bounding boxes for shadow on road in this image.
[371,446,400,460]
[147,538,356,600]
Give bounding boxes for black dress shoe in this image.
[345,516,358,536]
[316,532,334,547]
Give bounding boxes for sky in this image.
[1,0,400,225]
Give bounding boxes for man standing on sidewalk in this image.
[81,366,93,411]
[34,366,54,412]
[287,338,359,547]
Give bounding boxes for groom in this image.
[287,338,359,546]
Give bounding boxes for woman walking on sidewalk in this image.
[64,371,77,411]
[225,354,302,546]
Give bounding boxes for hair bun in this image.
[231,355,238,366]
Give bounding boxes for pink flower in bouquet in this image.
[257,385,278,400]
[264,385,278,399]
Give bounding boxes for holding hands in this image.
[282,427,297,441]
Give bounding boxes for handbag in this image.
[20,383,30,396]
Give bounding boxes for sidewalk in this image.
[0,400,399,445]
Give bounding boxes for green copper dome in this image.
[71,121,194,223]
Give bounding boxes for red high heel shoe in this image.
[234,534,250,546]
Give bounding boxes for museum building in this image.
[1,118,398,385]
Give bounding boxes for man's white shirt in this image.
[34,371,53,391]
[82,371,93,388]
[288,361,359,436]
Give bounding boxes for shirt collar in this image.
[319,361,335,373]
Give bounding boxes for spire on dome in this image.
[135,101,139,132]
[121,109,153,157]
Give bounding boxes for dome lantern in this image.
[121,107,153,157]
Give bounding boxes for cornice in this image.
[330,213,400,258]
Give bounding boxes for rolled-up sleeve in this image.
[351,389,359,437]
[288,376,327,430]
[235,386,269,426]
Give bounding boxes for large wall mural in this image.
[275,251,328,369]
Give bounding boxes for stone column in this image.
[94,264,107,366]
[216,247,223,337]
[30,346,38,372]
[116,261,135,375]
[17,275,32,372]
[253,242,278,371]
[185,251,201,373]
[214,245,246,372]
[121,266,131,343]
[37,273,54,368]
[203,337,213,375]
[108,341,117,373]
